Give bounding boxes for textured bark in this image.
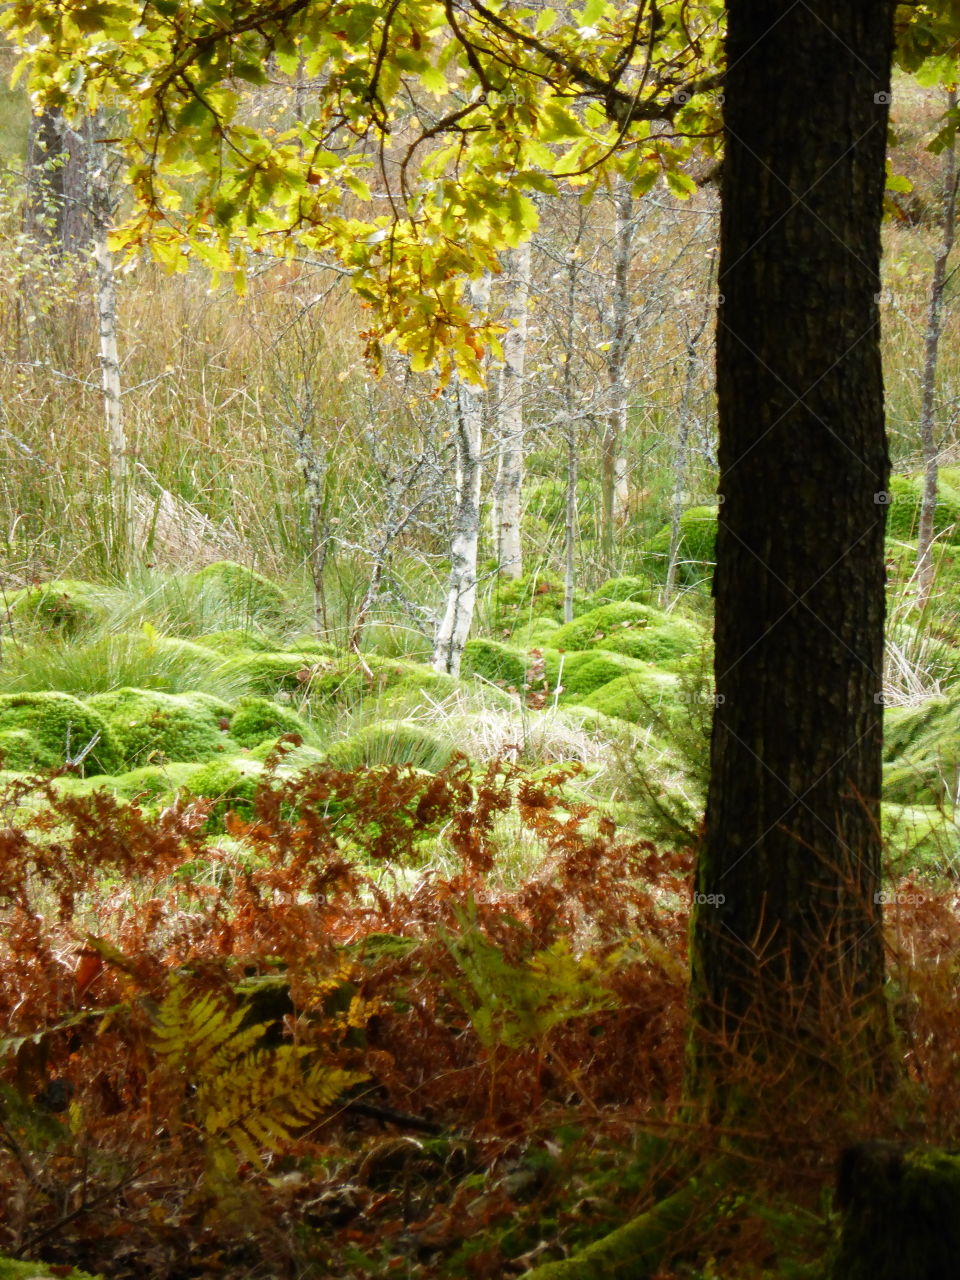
[492,241,531,578]
[25,109,93,255]
[601,179,633,571]
[690,0,895,1099]
[916,87,957,607]
[562,242,582,625]
[92,171,131,558]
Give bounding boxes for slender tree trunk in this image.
[25,109,93,255]
[690,0,895,1111]
[92,168,131,563]
[562,245,581,624]
[916,87,958,608]
[289,408,330,639]
[492,240,531,579]
[434,279,489,674]
[601,179,633,572]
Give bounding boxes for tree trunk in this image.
[916,87,957,609]
[492,240,531,579]
[25,109,93,255]
[434,279,488,674]
[601,179,633,572]
[562,244,581,624]
[92,168,131,564]
[690,0,895,1108]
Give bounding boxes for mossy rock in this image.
[326,720,453,772]
[229,696,318,749]
[884,473,960,544]
[86,688,236,769]
[461,639,529,690]
[590,575,657,606]
[184,758,263,831]
[557,651,656,698]
[220,651,329,697]
[195,629,284,654]
[578,669,682,725]
[487,573,588,632]
[7,579,109,638]
[0,1257,102,1279]
[643,506,718,586]
[183,560,292,622]
[0,692,119,775]
[550,602,674,653]
[107,761,200,804]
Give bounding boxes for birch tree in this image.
[434,276,490,675]
[491,241,531,580]
[600,178,634,571]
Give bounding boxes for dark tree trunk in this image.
[25,108,94,255]
[690,1,895,1103]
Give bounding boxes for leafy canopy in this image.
[3,0,723,377]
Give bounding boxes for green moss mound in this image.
[184,758,263,831]
[558,651,655,698]
[487,573,588,633]
[643,506,718,585]
[220,651,328,696]
[577,669,682,725]
[108,761,200,803]
[590,575,656,606]
[327,720,453,772]
[0,692,119,775]
[183,560,292,622]
[85,688,236,769]
[7,579,109,638]
[461,639,529,689]
[195,628,283,654]
[550,602,675,653]
[229,696,318,749]
[884,473,960,544]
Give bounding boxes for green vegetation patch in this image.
[884,473,960,544]
[184,757,264,831]
[221,651,329,696]
[0,1257,102,1280]
[558,651,655,699]
[326,720,454,772]
[577,668,682,725]
[183,560,292,622]
[487,572,588,632]
[86,688,236,769]
[0,692,119,775]
[550,602,676,652]
[461,639,529,690]
[6,579,110,638]
[590,575,656,606]
[643,506,718,586]
[229,696,318,749]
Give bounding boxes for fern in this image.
[152,978,365,1174]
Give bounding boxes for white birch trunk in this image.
[601,179,633,570]
[492,240,531,579]
[92,171,131,558]
[434,276,490,674]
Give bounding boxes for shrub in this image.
[86,688,236,769]
[0,691,119,775]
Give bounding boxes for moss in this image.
[7,579,110,638]
[326,720,454,772]
[578,669,681,726]
[884,473,960,544]
[596,619,701,666]
[882,803,960,878]
[183,560,292,622]
[195,628,284,654]
[108,761,200,803]
[550,602,674,653]
[590,575,657,606]
[0,692,119,775]
[487,573,589,632]
[85,688,236,769]
[512,617,563,647]
[247,737,327,769]
[0,1257,102,1279]
[643,506,718,586]
[185,758,263,832]
[0,728,56,771]
[220,651,329,696]
[229,696,318,749]
[461,639,530,690]
[558,652,655,698]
